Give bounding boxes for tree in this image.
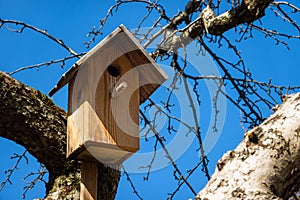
[0,0,299,199]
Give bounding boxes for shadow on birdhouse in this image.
[49,25,168,166]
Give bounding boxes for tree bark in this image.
[0,71,119,199]
[156,0,273,52]
[200,0,273,35]
[197,93,300,199]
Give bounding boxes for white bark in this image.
[197,93,300,199]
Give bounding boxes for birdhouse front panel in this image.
[95,55,140,152]
[63,25,168,165]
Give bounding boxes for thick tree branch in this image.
[201,0,274,35]
[0,72,68,176]
[144,0,273,50]
[153,0,274,50]
[197,93,300,199]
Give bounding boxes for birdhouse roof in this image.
[49,25,167,103]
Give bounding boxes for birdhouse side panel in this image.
[67,101,85,158]
[84,101,116,145]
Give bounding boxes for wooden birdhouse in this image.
[49,25,167,166]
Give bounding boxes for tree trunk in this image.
[197,93,300,199]
[0,72,119,199]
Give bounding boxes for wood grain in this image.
[80,162,98,200]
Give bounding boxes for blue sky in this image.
[0,0,300,199]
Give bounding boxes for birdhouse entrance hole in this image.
[107,65,121,77]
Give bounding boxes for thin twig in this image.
[140,110,197,196]
[122,167,144,200]
[0,150,28,191]
[8,53,86,75]
[0,19,78,56]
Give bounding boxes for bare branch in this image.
[271,2,300,34]
[251,24,300,39]
[0,150,28,191]
[140,110,198,196]
[122,167,144,200]
[22,164,47,199]
[168,161,202,200]
[0,19,78,56]
[272,1,300,12]
[84,0,168,48]
[7,53,86,76]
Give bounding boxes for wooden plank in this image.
[85,101,116,145]
[67,141,133,166]
[67,116,79,157]
[80,161,98,200]
[67,102,85,158]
